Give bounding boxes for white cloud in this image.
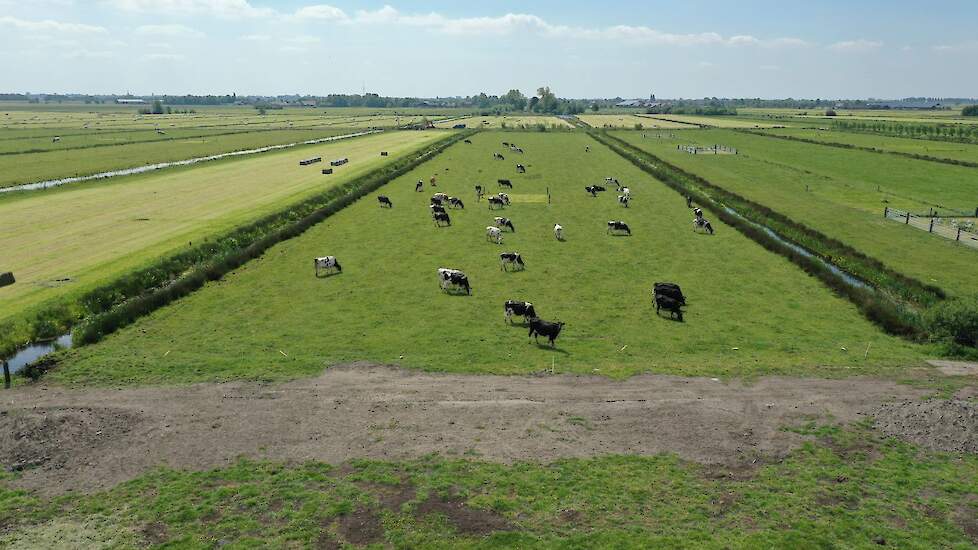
[241,34,271,41]
[933,41,978,53]
[106,0,274,18]
[136,24,204,37]
[142,53,186,61]
[279,45,307,53]
[293,4,347,21]
[148,42,174,49]
[287,35,320,44]
[64,50,115,59]
[0,15,106,33]
[828,39,882,52]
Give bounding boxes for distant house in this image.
[116,98,146,104]
[614,99,662,109]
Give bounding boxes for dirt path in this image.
[0,363,932,495]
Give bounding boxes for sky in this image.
[1,0,977,99]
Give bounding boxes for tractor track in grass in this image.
[0,363,934,496]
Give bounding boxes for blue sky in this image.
[2,0,976,98]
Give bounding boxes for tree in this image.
[963,105,978,117]
[590,103,599,112]
[528,96,540,112]
[502,89,527,110]
[536,86,558,113]
[151,99,164,114]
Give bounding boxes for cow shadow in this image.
[531,342,569,354]
[314,271,342,279]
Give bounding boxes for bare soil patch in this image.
[0,363,933,495]
[416,493,512,535]
[872,399,978,453]
[928,360,978,377]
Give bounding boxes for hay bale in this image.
[0,272,14,287]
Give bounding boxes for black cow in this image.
[488,196,505,210]
[449,197,465,209]
[516,164,526,173]
[464,139,472,144]
[377,195,393,208]
[504,300,537,324]
[585,185,598,197]
[529,318,565,347]
[433,212,451,226]
[430,197,444,206]
[494,216,515,232]
[498,179,513,189]
[593,185,606,192]
[430,204,446,214]
[502,141,510,147]
[607,220,631,235]
[499,252,525,271]
[655,294,684,322]
[653,282,686,306]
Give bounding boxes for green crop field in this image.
[435,116,572,129]
[49,131,928,387]
[0,130,448,324]
[577,114,695,129]
[756,127,978,164]
[612,129,978,296]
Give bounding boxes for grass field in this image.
[612,129,978,296]
[640,114,782,128]
[0,128,367,188]
[577,114,694,129]
[48,131,929,386]
[756,127,978,164]
[434,116,572,129]
[0,130,448,324]
[739,107,978,124]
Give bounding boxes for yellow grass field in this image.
[0,130,447,321]
[576,114,694,129]
[639,114,781,128]
[434,116,572,129]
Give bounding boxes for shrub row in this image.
[738,129,978,169]
[590,130,941,338]
[0,130,473,361]
[831,119,978,145]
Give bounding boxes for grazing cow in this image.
[488,196,505,210]
[515,147,524,154]
[653,282,686,306]
[585,185,598,197]
[486,226,503,244]
[692,218,715,235]
[621,187,630,197]
[553,224,564,241]
[498,193,510,205]
[498,179,513,189]
[529,318,565,347]
[494,217,515,232]
[430,176,437,187]
[655,294,684,322]
[449,197,465,209]
[502,141,510,147]
[430,197,444,206]
[464,139,472,144]
[693,207,703,219]
[437,268,471,295]
[432,192,449,203]
[52,136,61,143]
[607,220,631,235]
[499,252,525,271]
[430,204,446,214]
[593,185,606,192]
[504,300,537,324]
[433,212,451,226]
[313,256,342,277]
[585,145,590,153]
[493,152,505,160]
[618,195,630,208]
[415,181,424,192]
[475,185,484,199]
[377,195,393,208]
[516,164,526,173]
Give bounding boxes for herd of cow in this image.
[313,137,714,348]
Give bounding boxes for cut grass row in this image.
[0,128,361,189]
[612,129,978,297]
[0,130,451,357]
[49,131,928,387]
[2,424,976,548]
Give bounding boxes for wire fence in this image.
[884,207,978,249]
[676,144,738,155]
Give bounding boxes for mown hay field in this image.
[50,131,928,386]
[577,114,694,129]
[0,130,448,323]
[435,116,572,129]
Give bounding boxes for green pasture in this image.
[612,129,978,296]
[50,131,928,386]
[2,424,976,548]
[757,127,978,164]
[739,107,978,124]
[0,130,448,324]
[0,128,365,188]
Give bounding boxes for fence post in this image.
[958,228,962,241]
[883,207,888,218]
[929,219,934,232]
[905,212,911,224]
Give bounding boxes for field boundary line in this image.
[738,128,978,169]
[591,130,942,337]
[883,207,978,250]
[1,130,474,369]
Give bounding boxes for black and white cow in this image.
[498,179,513,189]
[498,193,511,205]
[432,192,449,203]
[618,195,630,208]
[516,164,526,173]
[655,294,684,322]
[653,282,686,306]
[494,217,515,232]
[437,268,471,295]
[488,196,505,210]
[692,218,715,234]
[475,185,484,200]
[313,256,342,277]
[493,152,505,160]
[377,195,393,208]
[504,300,537,324]
[693,207,704,220]
[499,252,525,271]
[553,224,564,241]
[449,197,465,209]
[502,141,510,147]
[592,185,606,192]
[433,211,451,226]
[464,139,472,144]
[415,181,424,192]
[585,185,598,197]
[607,220,631,235]
[430,204,446,214]
[486,226,503,244]
[529,318,565,347]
